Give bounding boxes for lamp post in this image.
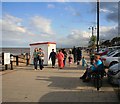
[97,0,100,53]
[96,0,100,91]
[88,26,96,37]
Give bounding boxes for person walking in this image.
[32,48,38,70]
[38,48,44,70]
[72,46,77,63]
[69,49,72,54]
[40,48,45,69]
[56,49,64,69]
[62,48,67,66]
[68,54,73,66]
[49,49,56,68]
[76,47,82,65]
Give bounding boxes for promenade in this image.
[1,51,120,102]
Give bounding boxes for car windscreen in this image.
[107,51,116,57]
[107,50,115,55]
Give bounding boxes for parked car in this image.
[101,50,120,67]
[107,63,120,85]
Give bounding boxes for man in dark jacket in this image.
[76,47,82,65]
[72,46,77,63]
[49,49,56,68]
[62,48,67,66]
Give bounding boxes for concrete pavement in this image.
[1,51,120,102]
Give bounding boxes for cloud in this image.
[106,12,118,23]
[2,14,56,47]
[47,4,55,8]
[1,13,118,48]
[100,26,118,40]
[90,2,118,23]
[56,29,90,48]
[100,2,118,22]
[2,14,26,33]
[56,25,118,48]
[2,14,31,46]
[30,16,54,35]
[100,8,113,13]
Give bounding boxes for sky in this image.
[1,1,119,48]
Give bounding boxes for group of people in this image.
[32,47,105,83]
[49,48,68,69]
[32,46,86,70]
[32,48,44,70]
[72,46,82,65]
[49,47,84,69]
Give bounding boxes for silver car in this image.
[107,63,120,85]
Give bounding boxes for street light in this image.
[88,26,96,37]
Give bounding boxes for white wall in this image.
[30,43,56,65]
[48,44,56,65]
[30,44,48,65]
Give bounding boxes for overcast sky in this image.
[1,1,119,48]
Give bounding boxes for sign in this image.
[4,53,10,65]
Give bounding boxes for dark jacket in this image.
[49,52,56,60]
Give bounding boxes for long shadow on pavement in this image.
[39,90,119,102]
[36,76,115,90]
[37,76,119,102]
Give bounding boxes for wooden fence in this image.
[1,53,30,71]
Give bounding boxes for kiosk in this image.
[29,42,56,65]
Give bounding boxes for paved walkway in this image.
[1,51,120,102]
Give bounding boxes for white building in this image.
[29,42,56,65]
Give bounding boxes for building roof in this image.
[29,42,56,46]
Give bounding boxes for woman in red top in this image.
[56,49,64,69]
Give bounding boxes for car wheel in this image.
[109,62,118,68]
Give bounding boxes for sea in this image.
[0,48,30,70]
[0,47,30,55]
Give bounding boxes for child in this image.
[68,54,72,66]
[82,57,87,67]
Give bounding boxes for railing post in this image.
[2,52,4,65]
[16,56,19,66]
[10,61,13,70]
[10,55,14,70]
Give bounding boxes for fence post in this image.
[10,55,14,70]
[2,52,4,65]
[10,61,13,70]
[16,56,19,66]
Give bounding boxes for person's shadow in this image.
[36,75,117,102]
